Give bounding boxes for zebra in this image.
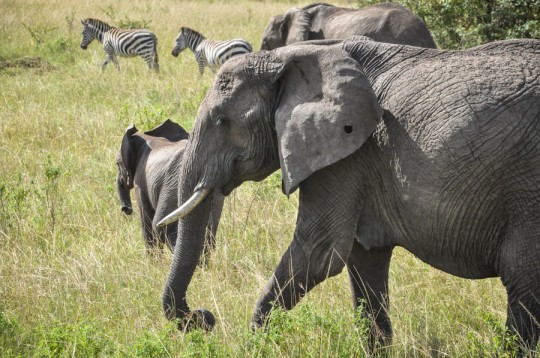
[80,18,159,72]
[171,27,252,75]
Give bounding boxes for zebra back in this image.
[198,38,252,67]
[172,26,252,74]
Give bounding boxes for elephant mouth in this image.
[121,206,133,215]
[222,180,242,196]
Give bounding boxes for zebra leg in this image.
[153,53,159,73]
[111,55,120,71]
[101,54,111,71]
[198,64,205,76]
[148,53,159,73]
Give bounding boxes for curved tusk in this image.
[157,188,210,227]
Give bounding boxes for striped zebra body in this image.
[172,27,252,75]
[80,18,159,72]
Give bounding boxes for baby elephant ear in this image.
[120,125,138,188]
[273,45,383,194]
[144,119,189,142]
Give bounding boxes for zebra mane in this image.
[82,18,114,31]
[181,27,206,40]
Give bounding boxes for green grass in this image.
[0,0,516,356]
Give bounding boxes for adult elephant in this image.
[158,38,540,354]
[116,119,224,255]
[260,3,437,51]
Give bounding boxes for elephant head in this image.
[116,119,188,216]
[260,8,311,50]
[159,43,383,329]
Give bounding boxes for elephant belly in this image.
[362,175,502,279]
[384,191,503,280]
[399,239,499,280]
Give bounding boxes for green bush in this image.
[357,0,540,48]
[35,323,114,357]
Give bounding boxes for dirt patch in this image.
[0,56,55,72]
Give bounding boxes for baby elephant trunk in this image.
[116,174,133,215]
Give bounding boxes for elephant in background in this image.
[158,37,540,355]
[116,119,224,255]
[260,3,437,51]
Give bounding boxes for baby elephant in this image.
[116,119,224,255]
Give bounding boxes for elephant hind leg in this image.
[499,230,540,355]
[347,242,393,353]
[505,297,540,356]
[504,277,540,355]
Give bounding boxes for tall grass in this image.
[1,0,514,356]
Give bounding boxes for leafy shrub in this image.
[100,4,152,29]
[0,310,31,356]
[466,312,520,356]
[244,302,371,356]
[35,322,114,357]
[21,22,77,63]
[357,0,540,49]
[0,174,31,236]
[131,331,173,358]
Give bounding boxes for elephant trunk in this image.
[116,174,133,215]
[162,167,216,331]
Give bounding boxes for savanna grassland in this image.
[0,0,513,356]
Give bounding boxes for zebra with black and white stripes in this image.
[80,18,159,72]
[171,27,252,75]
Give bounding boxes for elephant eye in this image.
[216,116,230,128]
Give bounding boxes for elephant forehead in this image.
[214,70,236,96]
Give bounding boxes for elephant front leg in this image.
[136,191,161,255]
[251,164,361,329]
[347,241,393,353]
[251,235,353,329]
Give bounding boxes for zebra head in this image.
[171,28,189,57]
[80,18,109,49]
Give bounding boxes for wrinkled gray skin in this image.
[116,119,224,255]
[162,38,540,355]
[260,3,436,51]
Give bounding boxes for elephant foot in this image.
[250,318,264,332]
[250,304,274,331]
[177,309,215,332]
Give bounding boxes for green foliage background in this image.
[358,0,540,48]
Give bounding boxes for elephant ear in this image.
[144,119,189,142]
[271,45,383,194]
[120,125,138,188]
[284,9,311,45]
